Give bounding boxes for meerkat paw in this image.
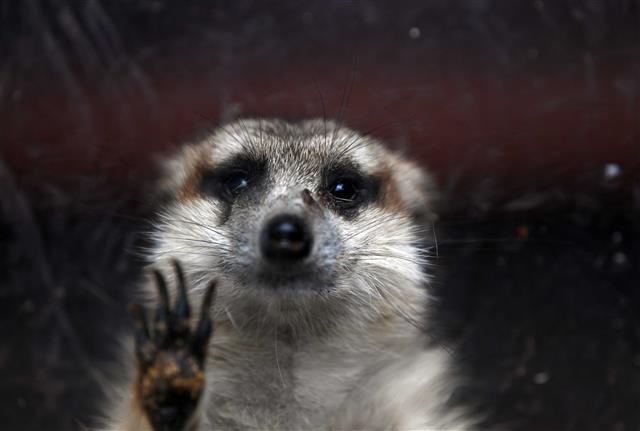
[129,261,216,431]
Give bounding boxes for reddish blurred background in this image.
[2,1,638,195]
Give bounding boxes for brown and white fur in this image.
[103,119,472,430]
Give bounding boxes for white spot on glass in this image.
[533,372,550,384]
[604,163,622,181]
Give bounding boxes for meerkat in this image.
[102,118,473,430]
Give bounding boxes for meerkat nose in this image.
[260,214,312,262]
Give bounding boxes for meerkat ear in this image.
[394,159,439,225]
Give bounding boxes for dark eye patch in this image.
[200,155,266,202]
[322,164,380,216]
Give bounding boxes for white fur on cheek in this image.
[151,199,231,287]
[338,207,429,320]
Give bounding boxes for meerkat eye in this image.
[222,170,251,197]
[200,167,254,201]
[328,178,361,203]
[323,167,380,216]
[200,156,266,202]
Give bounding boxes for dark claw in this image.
[172,260,191,337]
[201,280,216,315]
[192,281,216,363]
[153,270,171,347]
[129,303,155,366]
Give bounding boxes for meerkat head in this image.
[152,119,436,334]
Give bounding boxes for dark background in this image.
[1,1,639,430]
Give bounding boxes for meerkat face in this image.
[153,119,435,330]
